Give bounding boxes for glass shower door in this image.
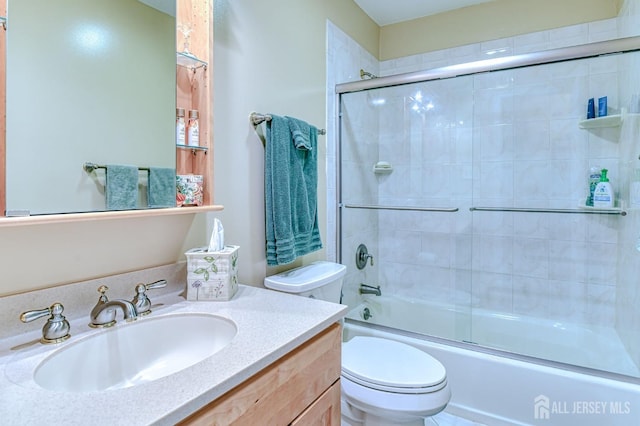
[466,51,639,378]
[339,76,475,344]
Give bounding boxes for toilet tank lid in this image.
[264,261,346,293]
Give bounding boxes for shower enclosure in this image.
[337,37,640,380]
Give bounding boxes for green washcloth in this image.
[148,167,176,208]
[265,115,322,265]
[106,164,139,210]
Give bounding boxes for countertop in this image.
[0,284,347,425]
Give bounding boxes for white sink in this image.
[34,313,237,392]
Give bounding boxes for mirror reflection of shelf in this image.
[176,52,207,70]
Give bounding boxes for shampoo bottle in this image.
[586,166,601,206]
[593,169,614,208]
[187,109,200,147]
[176,108,186,146]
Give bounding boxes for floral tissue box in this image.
[176,174,204,206]
[185,245,239,301]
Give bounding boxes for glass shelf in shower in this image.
[176,52,208,70]
[177,144,208,153]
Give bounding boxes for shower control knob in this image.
[356,244,374,269]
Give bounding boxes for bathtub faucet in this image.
[359,284,381,296]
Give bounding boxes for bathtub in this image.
[344,296,640,426]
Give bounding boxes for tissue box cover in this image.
[176,174,204,206]
[185,245,239,301]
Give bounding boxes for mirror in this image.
[4,0,176,215]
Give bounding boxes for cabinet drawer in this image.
[180,322,342,425]
[291,380,341,426]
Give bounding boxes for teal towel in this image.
[265,115,322,265]
[148,167,176,208]
[106,164,139,210]
[286,115,313,150]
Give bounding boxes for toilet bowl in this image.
[341,336,450,425]
[264,261,451,426]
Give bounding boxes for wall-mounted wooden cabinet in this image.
[176,0,213,206]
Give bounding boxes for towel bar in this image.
[250,112,326,135]
[84,162,150,173]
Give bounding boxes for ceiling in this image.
[138,0,175,16]
[354,0,496,26]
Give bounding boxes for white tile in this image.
[513,237,549,279]
[549,23,589,44]
[548,241,588,282]
[473,236,514,275]
[471,271,513,311]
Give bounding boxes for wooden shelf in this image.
[0,205,223,228]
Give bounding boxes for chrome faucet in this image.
[359,283,381,296]
[89,285,138,328]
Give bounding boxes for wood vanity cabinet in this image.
[179,323,342,425]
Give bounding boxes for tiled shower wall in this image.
[615,0,640,371]
[371,55,624,327]
[327,1,640,364]
[326,21,380,308]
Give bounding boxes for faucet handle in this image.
[132,279,167,316]
[144,279,167,291]
[20,302,71,344]
[97,285,110,302]
[90,285,116,327]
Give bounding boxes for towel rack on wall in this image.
[83,162,150,173]
[250,112,327,135]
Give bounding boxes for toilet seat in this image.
[342,336,447,394]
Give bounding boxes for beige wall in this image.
[0,213,207,297]
[380,0,621,60]
[211,0,377,286]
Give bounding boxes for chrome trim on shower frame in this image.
[336,36,640,94]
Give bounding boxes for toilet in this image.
[264,261,451,426]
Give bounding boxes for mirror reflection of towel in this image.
[148,167,176,208]
[106,164,138,210]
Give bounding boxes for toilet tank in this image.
[264,261,346,303]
